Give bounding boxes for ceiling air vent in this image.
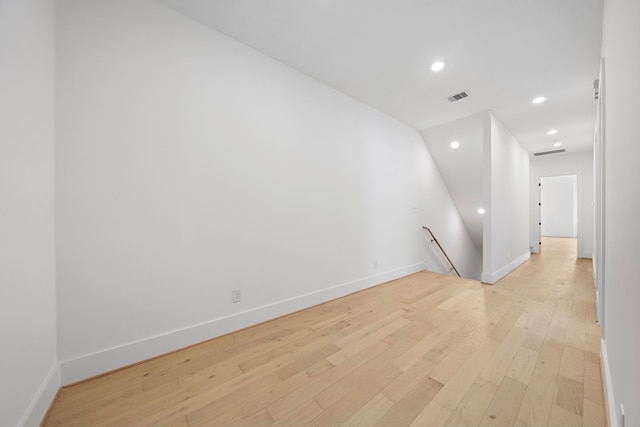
[447,91,469,103]
[533,149,566,156]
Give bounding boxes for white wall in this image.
[540,175,577,238]
[419,147,483,281]
[56,0,480,383]
[530,151,594,258]
[421,113,485,256]
[0,1,59,426]
[600,0,640,426]
[482,114,530,284]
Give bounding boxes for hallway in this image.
[44,237,604,426]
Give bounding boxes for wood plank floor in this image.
[44,237,605,427]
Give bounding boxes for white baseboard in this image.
[60,262,425,385]
[20,363,60,427]
[481,252,530,284]
[601,338,617,427]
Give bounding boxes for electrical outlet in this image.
[620,404,625,427]
[232,289,241,303]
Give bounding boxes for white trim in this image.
[481,251,530,284]
[577,251,593,259]
[601,338,617,427]
[60,262,424,385]
[19,363,60,427]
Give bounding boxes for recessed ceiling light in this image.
[477,208,485,215]
[450,141,460,149]
[547,129,558,135]
[553,142,562,147]
[431,61,445,72]
[532,96,547,104]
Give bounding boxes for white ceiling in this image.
[159,0,604,155]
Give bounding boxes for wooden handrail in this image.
[422,226,461,277]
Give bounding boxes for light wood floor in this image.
[44,237,605,427]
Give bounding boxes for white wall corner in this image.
[480,272,494,284]
[60,263,424,385]
[19,363,60,427]
[601,338,617,427]
[481,251,530,285]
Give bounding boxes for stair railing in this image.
[422,226,461,277]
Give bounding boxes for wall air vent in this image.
[533,149,566,156]
[447,91,469,102]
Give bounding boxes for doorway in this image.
[539,174,578,254]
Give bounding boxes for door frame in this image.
[534,172,582,256]
[594,58,606,329]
